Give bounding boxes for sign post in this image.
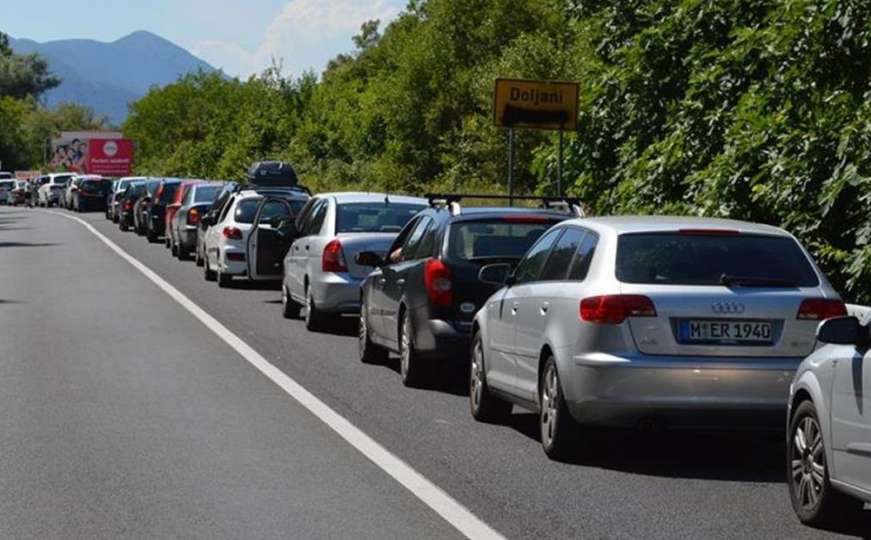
[493,78,579,197]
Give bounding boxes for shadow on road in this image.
[0,241,58,248]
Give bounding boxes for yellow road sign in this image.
[493,78,579,131]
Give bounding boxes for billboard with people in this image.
[50,131,134,175]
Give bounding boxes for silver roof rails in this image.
[425,193,584,217]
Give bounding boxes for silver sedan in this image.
[471,216,844,459]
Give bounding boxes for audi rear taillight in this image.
[222,227,243,240]
[580,295,657,325]
[424,258,453,307]
[322,239,348,272]
[797,298,847,321]
[187,208,200,225]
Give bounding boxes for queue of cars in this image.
[48,160,868,527]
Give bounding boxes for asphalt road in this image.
[1,205,868,539]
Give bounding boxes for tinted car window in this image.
[616,233,820,286]
[260,200,292,222]
[513,228,562,284]
[540,228,587,281]
[567,232,598,281]
[234,199,260,224]
[335,203,424,234]
[159,184,179,203]
[305,200,328,235]
[401,217,433,261]
[194,185,221,203]
[448,219,559,261]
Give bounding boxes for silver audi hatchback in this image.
[470,216,845,459]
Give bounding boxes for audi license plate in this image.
[678,320,773,345]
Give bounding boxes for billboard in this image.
[50,131,134,176]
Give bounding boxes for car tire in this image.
[359,306,387,364]
[787,400,865,526]
[282,286,301,319]
[195,246,204,267]
[170,242,178,257]
[304,291,328,331]
[540,356,583,461]
[217,268,232,288]
[176,245,190,261]
[119,220,127,232]
[398,311,427,387]
[204,257,216,281]
[469,331,513,423]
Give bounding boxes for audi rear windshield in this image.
[449,218,560,261]
[336,203,424,233]
[616,232,820,286]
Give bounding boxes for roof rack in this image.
[424,193,584,217]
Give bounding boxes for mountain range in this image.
[8,30,217,125]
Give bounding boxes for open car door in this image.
[247,197,298,280]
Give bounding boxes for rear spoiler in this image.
[424,193,584,217]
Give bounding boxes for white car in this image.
[0,179,14,204]
[787,313,871,526]
[37,173,75,207]
[202,188,308,288]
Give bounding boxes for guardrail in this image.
[847,304,871,324]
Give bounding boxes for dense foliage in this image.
[0,31,109,170]
[125,0,870,302]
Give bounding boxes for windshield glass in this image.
[616,233,820,286]
[448,218,559,261]
[335,202,424,233]
[194,185,222,203]
[0,181,14,189]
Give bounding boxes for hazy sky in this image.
[1,0,405,78]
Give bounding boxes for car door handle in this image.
[540,301,550,315]
[378,277,387,285]
[396,279,405,286]
[305,245,310,250]
[511,302,519,315]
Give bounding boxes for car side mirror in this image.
[478,263,513,286]
[816,316,866,346]
[356,251,384,267]
[201,215,214,227]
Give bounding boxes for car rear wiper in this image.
[719,274,798,287]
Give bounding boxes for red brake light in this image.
[222,227,243,240]
[123,200,133,211]
[187,207,200,225]
[797,298,847,321]
[322,239,348,272]
[580,295,657,325]
[678,229,740,236]
[424,258,453,307]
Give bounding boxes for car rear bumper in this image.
[178,227,198,249]
[563,353,801,429]
[310,273,363,313]
[411,316,470,360]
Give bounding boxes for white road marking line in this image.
[45,210,505,540]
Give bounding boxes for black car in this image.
[143,178,181,242]
[134,179,161,236]
[357,194,581,387]
[118,182,146,231]
[73,177,112,212]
